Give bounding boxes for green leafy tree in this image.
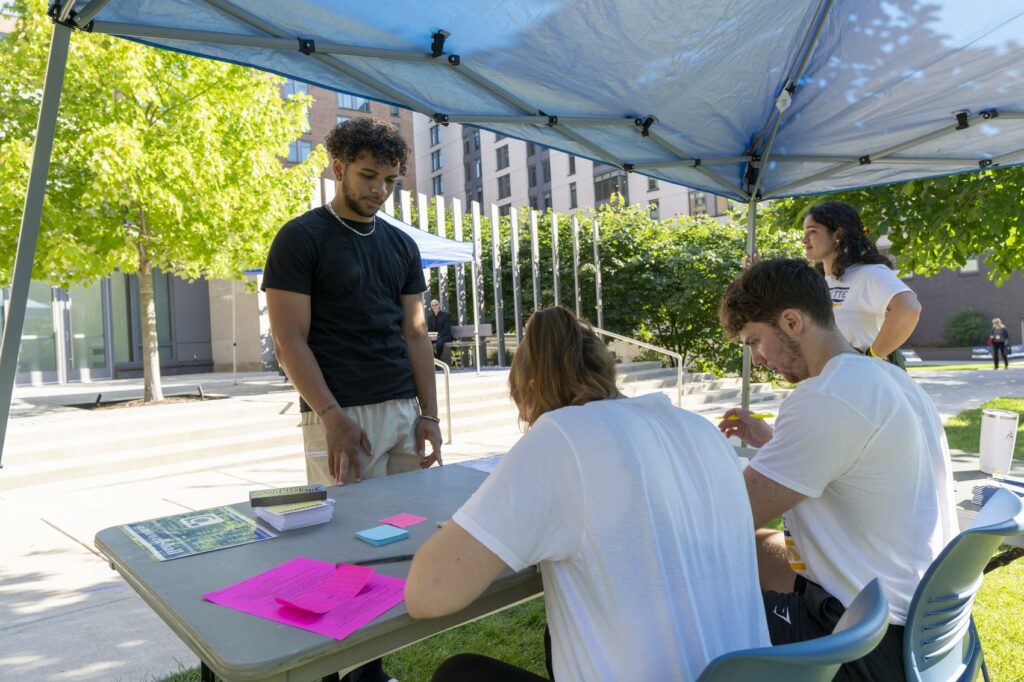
[1,1,325,400]
[757,166,1024,284]
[417,196,800,374]
[943,308,992,347]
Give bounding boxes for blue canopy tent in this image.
[3,0,1024,459]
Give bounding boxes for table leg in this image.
[200,661,216,682]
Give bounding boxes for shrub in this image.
[943,308,991,347]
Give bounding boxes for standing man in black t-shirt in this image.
[262,117,442,491]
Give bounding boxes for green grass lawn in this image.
[908,363,1004,372]
[160,399,1024,682]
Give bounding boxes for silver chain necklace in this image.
[325,202,376,237]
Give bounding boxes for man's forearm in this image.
[407,334,439,416]
[276,335,338,413]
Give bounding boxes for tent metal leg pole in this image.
[741,199,758,416]
[0,22,72,465]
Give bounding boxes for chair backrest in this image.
[451,324,492,338]
[697,579,889,682]
[904,488,1024,681]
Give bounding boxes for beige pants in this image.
[300,398,421,486]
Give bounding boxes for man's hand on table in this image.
[717,408,773,448]
[323,409,372,484]
[416,417,443,469]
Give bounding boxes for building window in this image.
[569,182,578,209]
[432,175,444,196]
[303,110,311,134]
[496,145,509,170]
[430,124,441,146]
[542,161,551,183]
[283,79,309,98]
[648,177,659,192]
[529,195,539,210]
[527,142,536,157]
[528,166,537,188]
[473,131,480,150]
[497,174,511,200]
[648,199,660,220]
[464,163,472,184]
[393,122,400,132]
[475,159,481,178]
[390,105,400,116]
[594,170,628,204]
[337,114,350,125]
[689,191,708,215]
[498,204,512,217]
[542,191,552,210]
[959,257,979,274]
[337,93,370,111]
[568,156,576,175]
[477,187,484,204]
[463,139,470,155]
[288,139,312,163]
[431,149,442,172]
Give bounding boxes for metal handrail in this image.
[433,358,453,444]
[592,327,684,407]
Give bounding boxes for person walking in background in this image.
[802,201,921,368]
[991,318,1010,369]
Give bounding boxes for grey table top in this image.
[95,463,542,682]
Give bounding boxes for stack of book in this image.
[250,485,334,532]
[972,472,1024,507]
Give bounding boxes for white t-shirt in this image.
[826,263,912,351]
[749,354,957,624]
[453,393,770,682]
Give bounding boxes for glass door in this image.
[5,282,60,384]
[62,282,112,381]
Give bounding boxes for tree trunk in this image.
[137,212,164,402]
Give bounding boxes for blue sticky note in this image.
[355,525,409,546]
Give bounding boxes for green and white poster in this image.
[122,506,276,561]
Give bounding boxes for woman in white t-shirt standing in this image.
[802,201,921,367]
[405,307,769,682]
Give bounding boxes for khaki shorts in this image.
[300,398,421,486]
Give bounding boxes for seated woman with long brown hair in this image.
[405,307,769,681]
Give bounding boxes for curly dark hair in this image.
[806,201,892,278]
[324,115,409,175]
[719,258,835,337]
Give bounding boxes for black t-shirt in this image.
[261,206,427,409]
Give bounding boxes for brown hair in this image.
[805,201,891,278]
[719,258,835,337]
[324,116,409,175]
[509,307,622,426]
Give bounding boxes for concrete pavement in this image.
[1,365,1022,680]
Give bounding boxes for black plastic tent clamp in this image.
[432,113,450,126]
[547,116,558,127]
[859,155,871,165]
[638,116,656,137]
[431,31,449,58]
[623,163,635,172]
[981,109,999,120]
[48,3,93,31]
[298,38,315,55]
[955,111,970,130]
[979,159,994,168]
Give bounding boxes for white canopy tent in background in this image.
[2,0,1024,461]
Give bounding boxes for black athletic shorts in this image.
[762,576,905,681]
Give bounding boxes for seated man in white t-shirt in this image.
[717,258,957,681]
[406,307,770,682]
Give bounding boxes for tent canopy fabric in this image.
[67,0,1024,201]
[378,211,474,268]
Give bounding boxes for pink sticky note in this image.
[275,563,376,614]
[379,513,428,528]
[203,557,405,640]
